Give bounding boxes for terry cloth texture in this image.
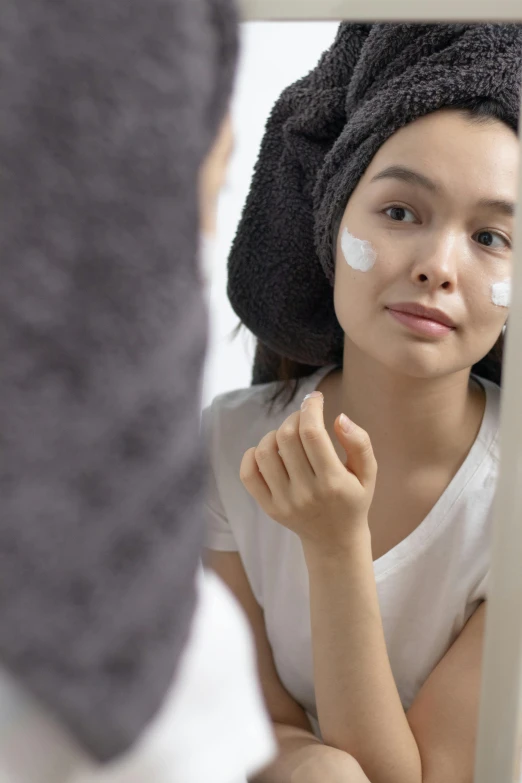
[0,0,237,763]
[225,23,522,384]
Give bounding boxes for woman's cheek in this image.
[340,227,377,272]
[334,229,379,329]
[465,272,510,350]
[481,272,511,329]
[490,278,511,308]
[466,266,510,317]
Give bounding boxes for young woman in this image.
[204,24,522,783]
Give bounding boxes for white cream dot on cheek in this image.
[341,227,377,272]
[491,279,511,308]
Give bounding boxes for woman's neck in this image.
[319,341,486,470]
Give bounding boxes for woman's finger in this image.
[253,430,289,499]
[276,411,315,484]
[239,447,272,510]
[299,392,342,477]
[334,414,378,488]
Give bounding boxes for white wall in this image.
[202,21,338,409]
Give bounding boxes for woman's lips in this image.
[386,308,455,337]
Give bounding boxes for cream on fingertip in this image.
[303,391,323,401]
[301,391,323,410]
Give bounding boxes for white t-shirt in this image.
[204,365,499,735]
[0,568,275,783]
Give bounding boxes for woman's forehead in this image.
[362,111,519,200]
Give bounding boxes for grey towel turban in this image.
[227,23,522,382]
[0,0,237,762]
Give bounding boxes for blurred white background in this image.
[202,21,338,409]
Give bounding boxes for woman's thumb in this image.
[335,414,377,488]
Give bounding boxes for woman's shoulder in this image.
[203,379,296,452]
[202,366,332,459]
[209,378,284,417]
[206,367,327,425]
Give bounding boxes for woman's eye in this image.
[474,230,510,250]
[384,206,416,223]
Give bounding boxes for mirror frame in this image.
[237,3,522,782]
[240,0,522,21]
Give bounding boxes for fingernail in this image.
[301,391,323,410]
[303,391,323,402]
[339,413,352,433]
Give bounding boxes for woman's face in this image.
[334,109,519,379]
[199,112,234,236]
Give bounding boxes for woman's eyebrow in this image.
[370,165,439,192]
[476,197,515,217]
[370,165,516,217]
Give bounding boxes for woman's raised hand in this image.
[240,391,377,555]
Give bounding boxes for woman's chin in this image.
[344,330,466,380]
[374,345,459,380]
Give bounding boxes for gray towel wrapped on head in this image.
[226,23,522,384]
[0,0,237,762]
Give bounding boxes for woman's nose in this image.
[410,232,460,292]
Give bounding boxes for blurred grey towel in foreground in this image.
[0,0,237,761]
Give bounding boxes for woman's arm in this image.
[206,550,365,783]
[303,541,486,783]
[406,601,486,783]
[303,532,422,783]
[239,393,422,783]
